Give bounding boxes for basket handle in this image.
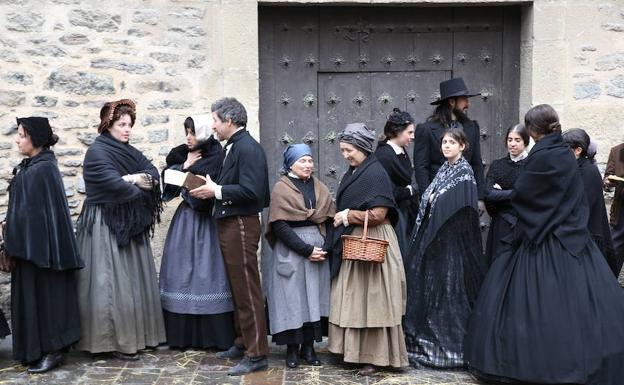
[361,210,369,240]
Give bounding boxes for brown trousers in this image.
[217,215,268,357]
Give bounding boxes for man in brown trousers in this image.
[190,97,270,375]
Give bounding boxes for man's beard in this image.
[453,107,468,121]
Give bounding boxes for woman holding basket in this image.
[327,123,408,375]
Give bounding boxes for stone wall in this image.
[0,0,259,319]
[0,0,259,216]
[524,0,624,165]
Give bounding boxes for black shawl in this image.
[578,157,619,275]
[512,133,590,257]
[410,156,479,256]
[5,150,83,271]
[80,132,163,246]
[329,154,397,277]
[161,137,224,212]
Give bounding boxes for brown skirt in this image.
[328,223,408,368]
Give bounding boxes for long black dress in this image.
[578,156,620,276]
[5,150,83,364]
[465,133,624,385]
[375,141,418,255]
[484,155,526,265]
[404,157,486,369]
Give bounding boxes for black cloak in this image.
[5,150,83,271]
[80,132,163,246]
[512,133,589,256]
[578,157,620,276]
[329,154,397,278]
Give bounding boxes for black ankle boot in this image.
[300,341,321,366]
[286,344,300,368]
[27,351,64,374]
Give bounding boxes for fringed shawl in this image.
[411,156,478,255]
[265,175,335,247]
[79,132,163,246]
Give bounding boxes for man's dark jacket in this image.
[214,129,270,218]
[413,118,485,199]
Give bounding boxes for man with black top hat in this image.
[413,77,485,203]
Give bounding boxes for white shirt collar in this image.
[510,150,528,162]
[387,140,405,155]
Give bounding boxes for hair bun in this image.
[548,122,562,132]
[392,107,401,113]
[48,133,59,147]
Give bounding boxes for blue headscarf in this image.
[283,143,312,171]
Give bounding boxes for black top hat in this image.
[430,77,481,105]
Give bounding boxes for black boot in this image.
[27,351,64,374]
[286,344,300,368]
[112,351,140,361]
[216,345,245,359]
[300,341,321,366]
[227,355,268,376]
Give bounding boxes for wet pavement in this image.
[0,337,479,384]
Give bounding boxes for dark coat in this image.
[374,142,415,204]
[413,118,485,199]
[214,129,270,219]
[604,143,624,226]
[578,157,620,276]
[374,142,419,253]
[5,150,83,271]
[484,155,526,264]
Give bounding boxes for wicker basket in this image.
[341,210,388,263]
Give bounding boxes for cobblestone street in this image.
[0,337,479,385]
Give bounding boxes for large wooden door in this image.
[259,5,521,193]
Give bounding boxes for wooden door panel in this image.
[319,8,361,72]
[361,31,414,72]
[261,8,320,187]
[413,32,453,71]
[452,31,503,168]
[260,5,520,197]
[318,73,372,195]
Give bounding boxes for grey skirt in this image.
[76,206,166,354]
[264,225,330,335]
[159,202,234,315]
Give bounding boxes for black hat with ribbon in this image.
[430,77,480,105]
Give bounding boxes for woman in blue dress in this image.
[159,115,235,350]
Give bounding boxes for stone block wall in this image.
[0,0,259,319]
[0,0,260,219]
[525,0,624,164]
